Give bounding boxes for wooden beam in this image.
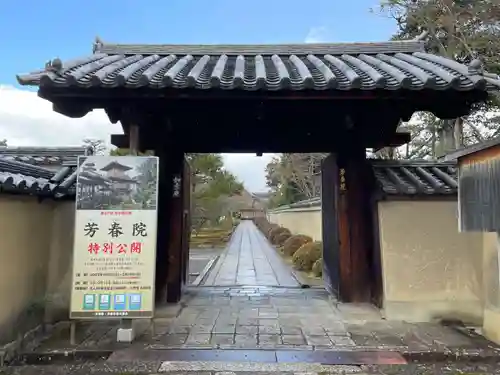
[181,159,191,286]
[370,132,411,151]
[52,101,91,118]
[321,154,341,297]
[115,126,410,153]
[166,149,185,303]
[154,145,170,303]
[323,146,374,303]
[111,134,127,148]
[341,148,372,302]
[129,124,139,155]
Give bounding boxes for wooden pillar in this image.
[129,124,140,155]
[338,147,372,302]
[181,160,191,286]
[154,145,170,303]
[321,153,341,296]
[153,123,190,305]
[321,146,374,302]
[166,149,185,303]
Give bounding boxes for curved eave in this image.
[17,50,500,93]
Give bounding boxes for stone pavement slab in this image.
[139,286,500,358]
[204,221,299,287]
[19,286,500,359]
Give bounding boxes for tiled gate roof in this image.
[371,160,457,196]
[0,152,458,200]
[17,40,500,92]
[272,160,458,211]
[0,146,90,167]
[0,147,89,197]
[0,159,58,195]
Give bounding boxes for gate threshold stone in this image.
[158,360,363,373]
[108,348,406,365]
[15,349,113,366]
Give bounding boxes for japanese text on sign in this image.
[70,155,159,320]
[84,221,148,238]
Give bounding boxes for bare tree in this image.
[82,138,107,155]
[278,153,328,199]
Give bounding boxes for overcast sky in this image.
[0,85,274,192]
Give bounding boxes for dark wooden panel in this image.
[154,147,172,303]
[337,192,352,300]
[459,156,500,232]
[166,150,185,303]
[325,147,375,303]
[343,153,371,302]
[181,159,191,287]
[321,153,340,296]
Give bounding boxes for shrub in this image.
[292,241,322,271]
[282,234,313,257]
[273,231,292,246]
[253,217,274,235]
[253,217,267,228]
[269,227,291,244]
[266,224,280,239]
[312,258,323,277]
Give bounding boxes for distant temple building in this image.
[100,160,138,195]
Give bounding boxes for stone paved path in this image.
[9,285,500,373]
[149,286,345,350]
[131,286,496,356]
[9,223,500,372]
[204,221,299,287]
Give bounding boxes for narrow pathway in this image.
[204,220,299,287]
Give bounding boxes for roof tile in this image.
[0,147,91,167]
[0,171,56,194]
[0,148,89,197]
[274,161,458,211]
[371,160,457,196]
[17,42,500,92]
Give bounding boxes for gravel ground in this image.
[3,362,500,375]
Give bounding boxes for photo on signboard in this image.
[76,156,158,210]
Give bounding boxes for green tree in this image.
[133,158,158,209]
[0,139,7,147]
[186,153,243,232]
[110,148,153,156]
[376,0,500,157]
[265,153,326,207]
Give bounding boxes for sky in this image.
[0,0,397,192]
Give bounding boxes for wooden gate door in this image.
[321,154,341,296]
[181,158,191,286]
[321,151,375,303]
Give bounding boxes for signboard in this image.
[70,156,159,319]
